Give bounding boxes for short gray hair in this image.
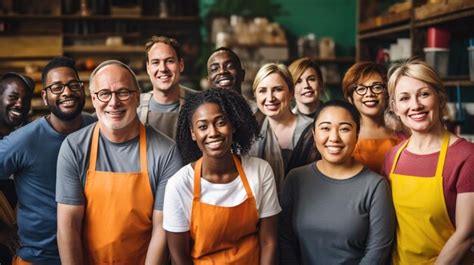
[89,60,140,93]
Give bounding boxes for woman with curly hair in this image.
[163,88,281,265]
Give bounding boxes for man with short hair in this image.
[0,57,96,265]
[0,72,34,265]
[0,72,34,138]
[57,60,182,264]
[138,35,190,139]
[207,47,246,94]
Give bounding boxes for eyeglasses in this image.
[353,83,385,96]
[94,89,137,102]
[44,81,84,94]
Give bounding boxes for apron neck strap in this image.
[88,123,148,174]
[434,131,450,177]
[390,131,450,177]
[193,154,253,201]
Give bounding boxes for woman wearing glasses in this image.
[342,62,404,174]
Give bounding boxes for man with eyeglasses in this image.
[138,35,194,139]
[0,56,96,265]
[56,60,183,264]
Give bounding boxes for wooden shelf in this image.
[0,14,199,22]
[358,24,410,40]
[359,10,411,33]
[415,1,474,27]
[313,57,354,64]
[64,45,143,53]
[443,77,474,87]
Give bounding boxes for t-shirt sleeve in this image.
[56,137,85,205]
[456,148,474,193]
[278,170,301,264]
[162,169,190,232]
[258,160,281,219]
[360,177,396,265]
[153,144,183,211]
[0,134,23,179]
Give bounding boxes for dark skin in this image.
[41,67,85,134]
[167,103,278,265]
[207,50,245,94]
[0,79,32,138]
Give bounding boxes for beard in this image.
[48,97,85,121]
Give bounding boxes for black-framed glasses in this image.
[94,89,137,102]
[44,81,84,94]
[353,83,385,96]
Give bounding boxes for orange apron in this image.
[353,137,399,174]
[190,155,260,265]
[390,132,473,264]
[82,124,154,264]
[11,256,32,265]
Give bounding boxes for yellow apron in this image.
[390,132,472,264]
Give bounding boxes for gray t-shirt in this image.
[279,164,395,265]
[56,123,183,210]
[148,97,180,113]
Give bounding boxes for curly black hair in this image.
[176,88,258,164]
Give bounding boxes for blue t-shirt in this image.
[0,114,96,264]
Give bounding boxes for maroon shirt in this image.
[383,138,474,225]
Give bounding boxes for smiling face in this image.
[42,67,85,121]
[0,79,32,128]
[191,102,234,159]
[207,50,244,92]
[349,73,386,119]
[392,76,441,133]
[313,106,358,166]
[294,67,321,105]
[91,64,139,131]
[254,73,293,120]
[146,42,184,93]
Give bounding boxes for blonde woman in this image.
[249,63,314,191]
[288,57,324,118]
[383,59,474,264]
[342,62,404,173]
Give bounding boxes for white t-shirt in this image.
[163,156,281,233]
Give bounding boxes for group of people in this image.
[0,34,472,265]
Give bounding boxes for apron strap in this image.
[389,139,409,175]
[139,92,152,124]
[434,131,450,177]
[193,155,253,202]
[139,123,148,175]
[231,155,254,199]
[88,123,100,172]
[193,158,203,202]
[88,123,148,174]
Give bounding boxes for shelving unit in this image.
[0,1,200,117]
[356,0,474,134]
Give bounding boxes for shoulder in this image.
[286,163,315,183]
[81,112,97,125]
[63,123,95,152]
[1,118,47,146]
[145,125,176,149]
[297,113,313,126]
[139,91,153,102]
[167,164,194,189]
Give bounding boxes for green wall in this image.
[199,0,356,56]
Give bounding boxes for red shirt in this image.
[383,138,474,224]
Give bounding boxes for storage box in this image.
[424,47,449,78]
[468,47,474,81]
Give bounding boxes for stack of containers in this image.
[424,27,450,78]
[468,38,474,81]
